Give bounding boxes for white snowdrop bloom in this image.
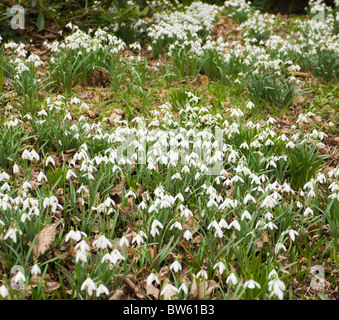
[261,195,278,209]
[287,229,299,242]
[75,240,90,253]
[229,220,241,231]
[110,249,125,264]
[93,235,112,250]
[160,284,179,297]
[274,242,287,254]
[241,210,252,221]
[14,271,26,285]
[180,208,193,218]
[22,181,32,190]
[81,278,97,296]
[132,234,144,245]
[219,219,229,229]
[147,273,160,286]
[286,141,295,149]
[263,221,278,230]
[66,169,77,179]
[304,207,314,216]
[264,212,274,221]
[4,228,22,243]
[13,164,20,174]
[171,172,182,180]
[70,97,81,104]
[213,262,226,275]
[243,193,256,204]
[150,219,164,237]
[196,269,208,280]
[178,283,188,295]
[183,230,193,241]
[268,278,286,300]
[246,101,255,109]
[96,284,109,297]
[243,279,261,289]
[170,221,183,231]
[65,230,87,242]
[37,172,48,182]
[0,285,9,298]
[170,260,182,273]
[31,264,41,275]
[119,236,130,248]
[225,271,238,286]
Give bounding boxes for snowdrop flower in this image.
[213,262,226,275]
[0,285,9,298]
[132,234,144,245]
[31,264,41,275]
[226,273,238,286]
[75,240,90,253]
[66,169,77,179]
[4,228,22,243]
[171,173,182,180]
[13,164,20,174]
[14,271,26,284]
[110,249,125,264]
[93,235,112,250]
[229,220,241,231]
[243,279,261,289]
[96,284,109,297]
[263,221,278,230]
[274,242,287,254]
[246,101,255,109]
[81,278,97,296]
[65,230,87,242]
[170,260,182,273]
[178,283,188,295]
[147,273,160,286]
[37,172,48,182]
[183,230,193,241]
[119,236,130,248]
[243,193,256,204]
[150,219,164,237]
[45,156,55,167]
[170,221,182,231]
[287,229,299,242]
[160,284,179,297]
[196,269,208,280]
[241,210,252,221]
[71,97,81,104]
[304,207,314,216]
[268,277,286,300]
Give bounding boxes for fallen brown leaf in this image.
[146,284,160,300]
[32,224,56,262]
[199,74,209,85]
[109,108,124,125]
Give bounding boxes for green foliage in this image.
[0,121,29,169]
[243,68,309,114]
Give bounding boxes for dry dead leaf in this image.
[109,289,132,300]
[198,280,218,300]
[199,74,209,85]
[124,275,146,299]
[189,276,218,300]
[146,284,160,300]
[158,266,170,281]
[135,183,144,199]
[32,224,56,262]
[189,277,198,299]
[109,108,124,124]
[29,274,60,293]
